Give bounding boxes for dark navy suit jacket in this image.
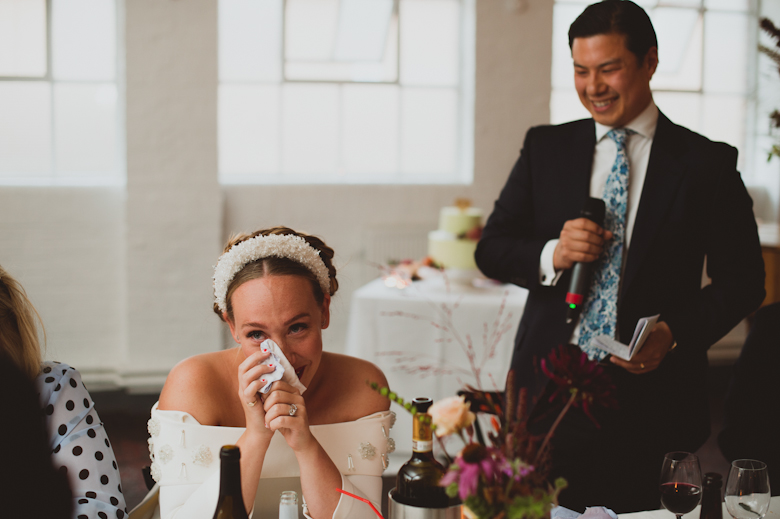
[476,112,765,452]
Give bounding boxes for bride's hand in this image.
[262,381,313,451]
[237,350,276,436]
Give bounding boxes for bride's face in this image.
[226,274,330,389]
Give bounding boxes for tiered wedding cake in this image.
[428,201,483,270]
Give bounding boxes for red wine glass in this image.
[660,452,703,519]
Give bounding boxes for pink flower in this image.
[440,445,517,502]
[429,395,476,437]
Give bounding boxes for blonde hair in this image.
[213,227,338,322]
[0,265,45,380]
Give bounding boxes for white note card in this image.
[589,314,660,361]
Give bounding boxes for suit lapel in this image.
[564,120,598,217]
[621,112,686,298]
[557,120,594,343]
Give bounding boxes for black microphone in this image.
[565,197,606,324]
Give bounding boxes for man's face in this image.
[572,32,658,128]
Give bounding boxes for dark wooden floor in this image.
[94,365,735,513]
[92,391,159,510]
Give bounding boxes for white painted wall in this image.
[0,187,125,372]
[0,0,553,390]
[123,0,222,386]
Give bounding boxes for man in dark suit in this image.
[475,0,765,513]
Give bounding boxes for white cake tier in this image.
[439,206,482,236]
[428,230,478,270]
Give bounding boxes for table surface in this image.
[623,496,780,519]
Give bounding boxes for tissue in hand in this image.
[256,339,307,395]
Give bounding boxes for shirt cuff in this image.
[539,239,563,286]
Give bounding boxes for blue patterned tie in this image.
[578,128,632,360]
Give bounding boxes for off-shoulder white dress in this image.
[134,402,396,519]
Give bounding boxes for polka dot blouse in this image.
[36,361,128,519]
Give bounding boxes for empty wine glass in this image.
[725,459,771,519]
[660,452,703,519]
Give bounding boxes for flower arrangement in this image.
[371,343,617,519]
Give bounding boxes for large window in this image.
[218,0,475,184]
[551,0,757,174]
[0,0,121,185]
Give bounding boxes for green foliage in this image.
[504,480,566,519]
[760,18,780,161]
[505,493,553,519]
[366,381,420,416]
[464,495,504,519]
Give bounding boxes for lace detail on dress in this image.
[192,445,212,467]
[158,445,174,464]
[148,417,161,437]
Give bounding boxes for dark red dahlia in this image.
[540,344,618,427]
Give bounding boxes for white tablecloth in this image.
[345,276,527,459]
[622,496,780,519]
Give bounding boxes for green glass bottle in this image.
[213,445,249,519]
[394,397,450,508]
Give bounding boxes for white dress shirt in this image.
[538,99,659,340]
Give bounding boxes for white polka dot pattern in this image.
[37,361,128,519]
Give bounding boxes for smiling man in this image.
[476,0,764,513]
[573,33,656,128]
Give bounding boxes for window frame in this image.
[0,0,124,187]
[217,0,476,186]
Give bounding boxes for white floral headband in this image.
[213,234,331,313]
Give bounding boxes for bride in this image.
[141,227,393,519]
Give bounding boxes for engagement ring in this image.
[289,403,298,416]
[247,399,257,407]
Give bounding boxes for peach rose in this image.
[429,395,476,437]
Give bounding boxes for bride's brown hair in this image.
[213,227,338,322]
[0,265,45,380]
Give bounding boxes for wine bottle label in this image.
[412,440,433,452]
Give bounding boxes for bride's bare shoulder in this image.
[158,350,238,424]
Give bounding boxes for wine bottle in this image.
[700,472,723,519]
[394,397,451,508]
[213,445,249,519]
